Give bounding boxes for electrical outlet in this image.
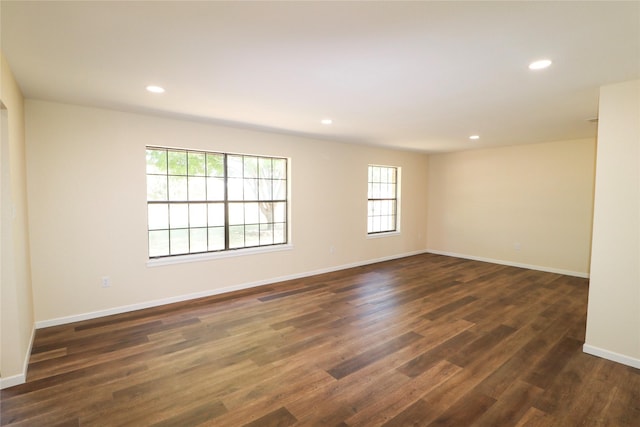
[513,242,521,251]
[101,276,111,288]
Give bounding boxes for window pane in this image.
[206,153,224,177]
[188,152,206,176]
[380,183,389,198]
[273,180,286,200]
[228,178,243,200]
[169,204,189,228]
[245,202,260,224]
[259,202,274,223]
[372,166,380,182]
[229,225,245,248]
[208,203,225,227]
[381,200,390,216]
[170,229,189,254]
[260,223,273,245]
[259,157,272,178]
[372,183,381,198]
[146,149,167,174]
[190,228,207,253]
[373,216,381,233]
[189,203,207,227]
[372,200,381,216]
[228,203,244,225]
[368,217,373,233]
[148,204,168,230]
[244,156,258,178]
[259,179,272,200]
[168,176,188,201]
[274,202,286,222]
[272,158,286,179]
[227,155,243,177]
[147,175,167,201]
[149,230,169,257]
[207,177,225,201]
[245,224,259,247]
[168,150,187,175]
[188,176,206,200]
[208,227,225,251]
[274,223,285,244]
[244,178,258,200]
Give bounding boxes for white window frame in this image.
[145,146,290,263]
[367,164,401,236]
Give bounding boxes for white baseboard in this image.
[425,249,589,279]
[0,373,25,390]
[0,326,35,390]
[583,344,640,369]
[35,250,428,329]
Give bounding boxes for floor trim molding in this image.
[583,344,640,370]
[0,326,35,390]
[426,249,589,278]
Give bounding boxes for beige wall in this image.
[25,100,428,324]
[585,80,640,368]
[426,138,596,276]
[0,52,35,386]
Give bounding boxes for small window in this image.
[368,165,399,234]
[146,147,288,258]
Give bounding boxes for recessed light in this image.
[528,59,552,70]
[146,85,165,94]
[321,118,333,125]
[469,135,480,140]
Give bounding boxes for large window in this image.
[146,147,288,258]
[368,165,398,234]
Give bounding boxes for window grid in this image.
[146,147,287,258]
[368,165,398,234]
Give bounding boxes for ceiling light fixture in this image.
[146,85,165,94]
[321,118,333,125]
[528,59,552,70]
[469,135,480,140]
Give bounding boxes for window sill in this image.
[367,231,401,239]
[147,244,294,267]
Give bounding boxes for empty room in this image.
[1,1,639,426]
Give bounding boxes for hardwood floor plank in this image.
[473,381,543,427]
[514,407,555,427]
[422,295,479,320]
[257,284,326,302]
[149,400,227,427]
[525,336,584,390]
[427,391,496,426]
[326,331,423,379]
[1,254,636,426]
[241,407,297,427]
[380,398,432,427]
[397,329,476,378]
[346,360,462,426]
[446,324,516,367]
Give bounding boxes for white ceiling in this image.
[2,1,639,153]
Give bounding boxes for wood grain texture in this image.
[2,254,639,426]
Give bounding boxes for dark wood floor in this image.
[2,253,639,426]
